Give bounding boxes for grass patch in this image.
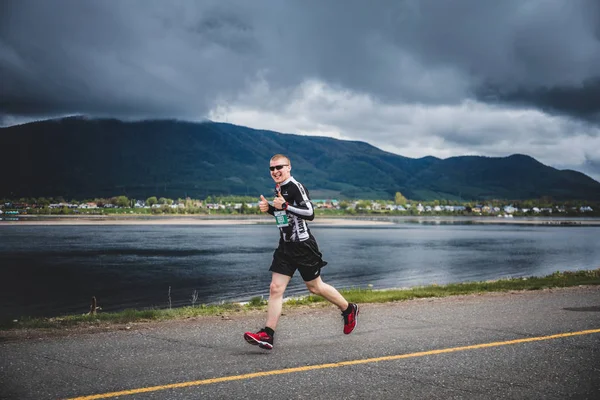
[2,269,599,331]
[337,268,600,304]
[1,303,248,330]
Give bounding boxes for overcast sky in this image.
[2,0,600,181]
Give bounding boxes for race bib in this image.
[274,210,289,227]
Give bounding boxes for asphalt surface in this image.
[1,286,599,400]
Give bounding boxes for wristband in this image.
[282,202,289,210]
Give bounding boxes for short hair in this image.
[270,154,291,166]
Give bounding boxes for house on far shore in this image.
[78,202,98,209]
[312,199,339,209]
[503,206,517,214]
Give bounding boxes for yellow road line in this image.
[67,328,600,400]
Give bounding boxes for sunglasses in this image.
[269,165,288,171]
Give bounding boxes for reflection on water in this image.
[1,222,599,319]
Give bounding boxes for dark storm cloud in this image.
[0,0,265,120]
[380,0,600,120]
[1,0,600,125]
[479,78,600,123]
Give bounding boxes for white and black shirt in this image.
[267,176,314,242]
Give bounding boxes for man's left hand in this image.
[273,192,286,210]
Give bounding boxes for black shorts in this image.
[269,234,328,281]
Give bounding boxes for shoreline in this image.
[0,215,394,226]
[2,284,599,339]
[1,214,600,226]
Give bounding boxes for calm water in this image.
[1,221,600,319]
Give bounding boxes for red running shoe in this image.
[342,303,359,334]
[244,329,274,350]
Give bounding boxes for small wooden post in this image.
[90,296,97,315]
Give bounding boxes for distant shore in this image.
[2,214,600,226]
[0,214,393,226]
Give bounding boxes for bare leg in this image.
[304,276,349,311]
[265,272,292,330]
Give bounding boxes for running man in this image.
[244,154,359,350]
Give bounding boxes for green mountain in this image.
[1,117,599,201]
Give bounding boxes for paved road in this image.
[1,287,599,400]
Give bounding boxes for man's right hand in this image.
[259,195,270,213]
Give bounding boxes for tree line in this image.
[1,192,598,217]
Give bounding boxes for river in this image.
[1,218,599,319]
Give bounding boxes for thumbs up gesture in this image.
[273,191,286,210]
[259,195,270,213]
